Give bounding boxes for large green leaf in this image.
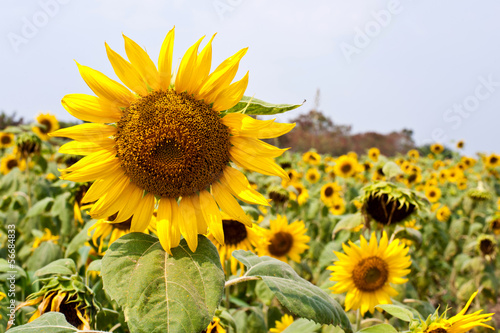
[35,258,76,277]
[232,250,352,333]
[101,233,225,333]
[7,312,77,332]
[65,220,95,257]
[225,96,303,115]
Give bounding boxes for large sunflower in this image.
[257,214,310,263]
[32,113,59,141]
[328,231,411,316]
[53,29,293,253]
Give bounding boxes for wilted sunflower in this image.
[477,235,496,260]
[0,154,25,175]
[302,151,321,165]
[436,205,451,222]
[270,314,294,333]
[367,147,380,162]
[320,182,343,207]
[334,155,359,178]
[305,168,320,183]
[425,186,441,203]
[257,215,310,263]
[32,113,59,141]
[430,143,444,154]
[208,215,263,275]
[53,29,293,254]
[328,231,411,316]
[413,291,494,333]
[0,132,14,148]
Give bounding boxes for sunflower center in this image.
[6,159,18,170]
[268,231,293,256]
[1,135,12,145]
[324,187,334,197]
[59,297,84,328]
[340,163,352,174]
[39,119,52,134]
[352,256,389,292]
[222,219,248,245]
[490,156,498,164]
[480,239,495,255]
[115,90,231,198]
[429,191,436,197]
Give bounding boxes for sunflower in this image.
[433,160,444,170]
[430,143,444,154]
[488,215,500,235]
[0,154,26,175]
[328,231,411,316]
[205,316,226,333]
[305,168,320,183]
[456,178,467,190]
[425,186,441,203]
[53,29,293,254]
[485,153,500,168]
[436,205,451,222]
[477,235,496,260]
[32,228,59,249]
[302,151,321,165]
[407,149,420,159]
[367,147,380,162]
[0,132,14,148]
[270,314,294,333]
[282,169,301,187]
[257,215,310,263]
[32,113,59,141]
[417,291,494,333]
[208,215,264,275]
[289,182,309,206]
[456,140,464,149]
[334,155,358,178]
[320,182,343,207]
[329,198,346,216]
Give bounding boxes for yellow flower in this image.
[456,140,464,149]
[328,231,411,316]
[289,182,309,206]
[320,182,343,207]
[456,178,467,190]
[32,113,59,140]
[430,143,444,154]
[485,154,500,168]
[52,29,293,254]
[446,168,464,183]
[270,314,294,333]
[407,149,420,159]
[302,151,321,165]
[206,316,226,333]
[32,228,59,249]
[368,147,380,162]
[0,154,26,175]
[208,216,264,275]
[305,168,320,183]
[257,215,310,263]
[329,198,346,216]
[425,186,441,203]
[436,205,451,222]
[282,169,301,187]
[334,155,359,178]
[422,291,493,333]
[0,132,14,148]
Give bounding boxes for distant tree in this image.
[0,111,24,129]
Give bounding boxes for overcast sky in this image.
[1,0,500,155]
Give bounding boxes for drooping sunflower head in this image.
[0,132,14,148]
[334,155,359,178]
[328,231,411,316]
[302,151,321,165]
[257,215,310,263]
[467,183,492,202]
[357,181,427,226]
[53,29,294,254]
[32,113,59,141]
[15,132,41,160]
[430,143,444,154]
[0,154,26,175]
[268,185,290,207]
[367,147,380,162]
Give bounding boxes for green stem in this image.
[355,309,361,331]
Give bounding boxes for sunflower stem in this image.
[355,309,361,331]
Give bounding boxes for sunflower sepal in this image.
[224,95,303,115]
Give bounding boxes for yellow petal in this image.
[222,113,295,139]
[199,190,224,245]
[113,184,144,222]
[158,27,175,90]
[191,33,216,93]
[76,62,134,106]
[61,94,122,123]
[229,146,289,180]
[58,139,115,155]
[157,198,173,253]
[174,36,205,94]
[131,193,155,232]
[178,196,198,252]
[105,42,148,96]
[212,182,251,226]
[211,71,248,111]
[82,171,126,203]
[61,157,121,182]
[51,123,116,141]
[219,167,269,206]
[63,149,116,172]
[230,135,288,158]
[123,34,160,90]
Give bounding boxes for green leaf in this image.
[376,304,414,322]
[26,241,63,272]
[318,242,339,269]
[7,312,77,332]
[35,258,76,277]
[226,96,303,115]
[232,250,352,333]
[333,213,364,234]
[101,233,225,333]
[87,259,102,274]
[25,197,54,218]
[382,162,403,179]
[282,318,322,332]
[255,279,274,305]
[357,324,398,333]
[65,220,95,257]
[51,192,74,237]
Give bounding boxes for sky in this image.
[1,0,500,156]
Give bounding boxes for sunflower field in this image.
[1,30,499,333]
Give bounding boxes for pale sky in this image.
[1,0,500,155]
